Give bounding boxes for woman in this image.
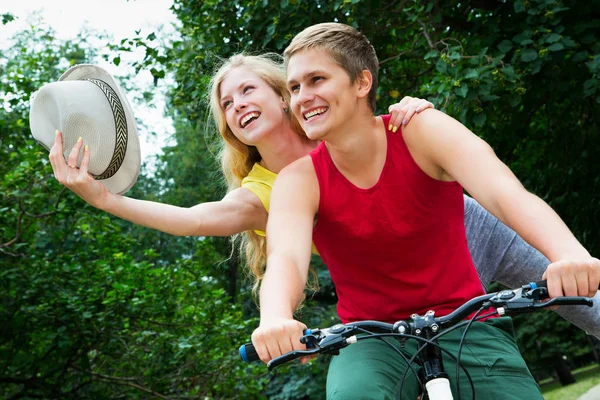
[49,53,599,337]
[49,54,431,286]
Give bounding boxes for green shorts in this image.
[326,317,542,400]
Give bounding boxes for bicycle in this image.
[239,281,596,400]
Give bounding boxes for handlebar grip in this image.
[239,342,259,363]
[528,280,547,290]
[239,329,314,363]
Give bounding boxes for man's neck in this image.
[324,113,387,188]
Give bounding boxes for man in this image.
[252,23,600,399]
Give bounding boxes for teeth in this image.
[303,107,327,120]
[241,112,260,127]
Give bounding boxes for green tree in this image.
[0,17,267,399]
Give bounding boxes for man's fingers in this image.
[255,341,272,364]
[543,265,564,298]
[300,354,317,364]
[589,258,600,297]
[562,269,579,297]
[544,259,600,298]
[251,331,274,364]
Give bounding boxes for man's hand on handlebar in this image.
[251,317,308,364]
[543,257,600,299]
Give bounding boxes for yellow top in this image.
[241,163,277,236]
[241,162,319,255]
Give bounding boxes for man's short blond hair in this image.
[284,23,379,112]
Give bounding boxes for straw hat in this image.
[30,64,141,194]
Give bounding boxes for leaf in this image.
[520,48,538,62]
[481,94,500,102]
[473,112,487,127]
[436,58,447,74]
[501,66,516,81]
[545,33,561,43]
[530,60,543,74]
[508,94,521,107]
[512,31,532,44]
[548,43,564,52]
[448,52,461,61]
[463,69,479,79]
[113,56,121,66]
[561,38,576,48]
[2,13,15,25]
[424,50,438,60]
[497,40,513,53]
[455,85,468,98]
[572,51,588,63]
[514,0,526,13]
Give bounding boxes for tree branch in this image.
[417,19,436,50]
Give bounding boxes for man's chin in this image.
[302,125,326,140]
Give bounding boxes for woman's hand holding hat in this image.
[49,130,111,209]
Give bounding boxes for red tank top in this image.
[310,115,484,324]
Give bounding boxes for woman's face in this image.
[219,67,288,146]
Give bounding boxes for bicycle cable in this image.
[348,331,475,400]
[355,326,425,395]
[396,310,499,400]
[455,306,486,400]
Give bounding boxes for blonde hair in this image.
[208,53,305,294]
[284,22,379,112]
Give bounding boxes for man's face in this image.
[286,48,358,141]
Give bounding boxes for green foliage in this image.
[0,20,267,399]
[3,0,600,398]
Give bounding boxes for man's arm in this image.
[251,156,319,363]
[464,195,600,339]
[403,109,599,299]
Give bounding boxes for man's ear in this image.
[356,69,373,100]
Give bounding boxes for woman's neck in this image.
[256,124,318,174]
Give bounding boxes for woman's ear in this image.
[280,97,289,113]
[356,69,373,100]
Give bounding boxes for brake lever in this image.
[532,296,594,309]
[267,347,321,370]
[490,287,594,313]
[267,325,359,370]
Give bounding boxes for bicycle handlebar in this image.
[240,280,595,369]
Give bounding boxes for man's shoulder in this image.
[279,155,316,180]
[272,155,320,212]
[402,108,448,134]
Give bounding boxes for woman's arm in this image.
[464,195,600,339]
[387,96,435,132]
[49,131,267,237]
